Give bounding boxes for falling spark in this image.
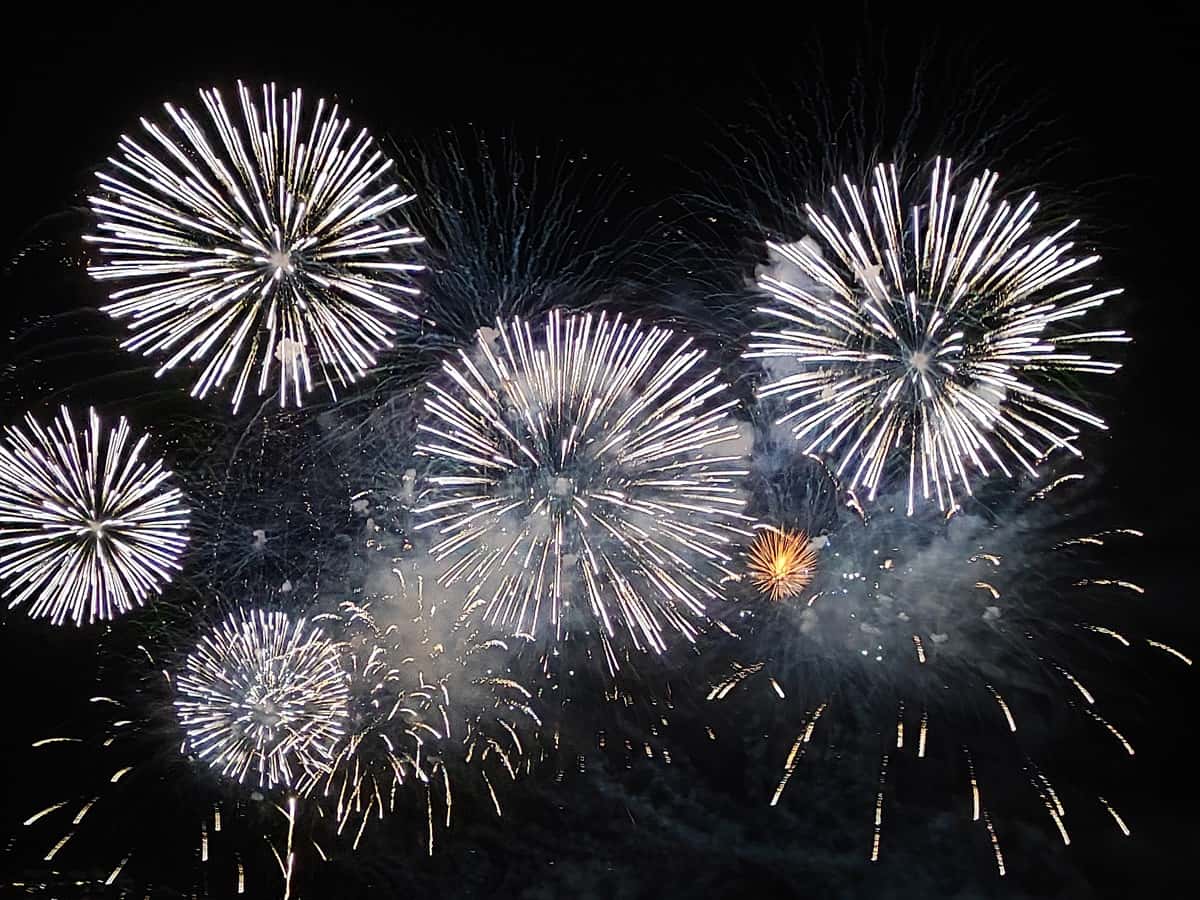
[86,81,425,411]
[1099,796,1131,836]
[747,158,1126,512]
[0,407,189,625]
[986,684,1017,732]
[966,750,981,822]
[870,754,889,862]
[1147,639,1192,666]
[982,810,1007,876]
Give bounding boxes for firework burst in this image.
[411,309,753,670]
[175,608,350,788]
[746,158,1128,513]
[0,406,189,625]
[299,562,539,852]
[747,527,819,601]
[86,81,424,412]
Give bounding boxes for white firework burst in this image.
[0,406,189,625]
[87,81,425,412]
[175,609,350,788]
[747,158,1128,513]
[412,309,752,670]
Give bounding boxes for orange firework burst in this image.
[747,529,818,601]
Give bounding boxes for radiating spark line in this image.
[982,810,1006,876]
[22,802,68,826]
[986,684,1016,731]
[870,754,889,861]
[1076,578,1144,595]
[966,750,981,821]
[1147,639,1192,666]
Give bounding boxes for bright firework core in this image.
[747,158,1128,514]
[413,309,753,667]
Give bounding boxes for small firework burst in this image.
[747,527,819,601]
[175,609,350,788]
[0,406,189,625]
[747,158,1128,513]
[86,81,424,411]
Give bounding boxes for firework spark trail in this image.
[175,609,350,788]
[413,309,753,669]
[87,81,424,412]
[0,406,189,625]
[747,158,1127,513]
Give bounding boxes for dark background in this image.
[1,2,1197,897]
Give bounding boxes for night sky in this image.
[2,3,1198,898]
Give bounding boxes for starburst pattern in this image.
[747,158,1128,512]
[175,609,350,788]
[87,81,425,411]
[747,527,818,601]
[412,309,752,669]
[0,406,189,625]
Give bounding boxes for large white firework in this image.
[0,406,189,625]
[175,609,350,788]
[747,158,1128,513]
[412,309,752,669]
[87,81,424,412]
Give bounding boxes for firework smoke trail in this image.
[86,81,425,412]
[175,608,350,788]
[707,456,1186,868]
[0,405,189,625]
[409,308,753,672]
[746,159,1127,513]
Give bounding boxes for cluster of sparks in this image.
[0,406,189,625]
[747,159,1128,513]
[175,609,350,788]
[413,309,753,669]
[746,527,819,601]
[86,81,424,411]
